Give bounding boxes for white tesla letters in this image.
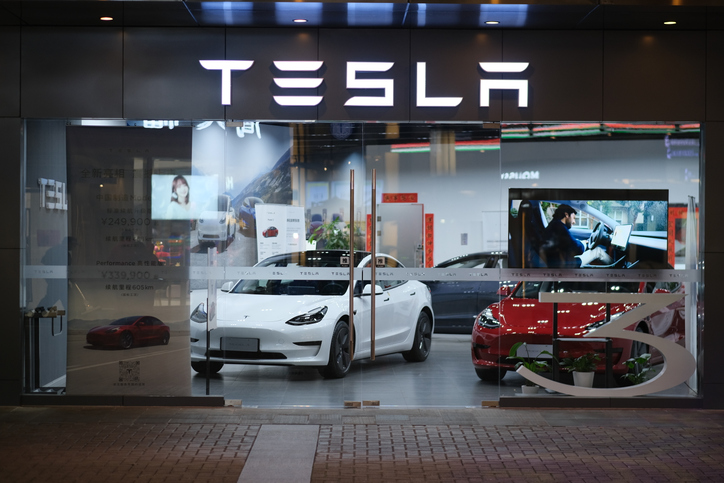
[416,62,462,107]
[479,62,529,108]
[200,59,530,108]
[198,60,254,105]
[273,61,324,106]
[344,62,395,107]
[38,178,68,211]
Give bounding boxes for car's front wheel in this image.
[319,321,352,379]
[161,332,170,345]
[191,361,224,375]
[119,332,134,349]
[403,311,432,362]
[475,367,507,382]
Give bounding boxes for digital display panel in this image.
[508,188,669,269]
[610,224,633,249]
[151,174,220,220]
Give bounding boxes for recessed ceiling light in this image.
[100,16,113,21]
[293,18,308,24]
[664,21,677,25]
[485,21,500,25]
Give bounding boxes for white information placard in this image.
[255,204,306,263]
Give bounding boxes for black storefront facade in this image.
[1,2,722,408]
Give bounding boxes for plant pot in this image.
[572,371,595,388]
[521,385,540,395]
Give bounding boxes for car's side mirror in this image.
[497,286,512,297]
[221,281,234,292]
[361,284,384,296]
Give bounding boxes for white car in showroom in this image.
[197,194,236,250]
[189,250,434,378]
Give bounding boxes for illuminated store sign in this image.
[200,60,530,108]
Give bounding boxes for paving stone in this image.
[2,407,724,482]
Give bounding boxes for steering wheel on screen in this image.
[587,222,611,250]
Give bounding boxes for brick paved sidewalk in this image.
[1,407,723,482]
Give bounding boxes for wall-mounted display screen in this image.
[151,174,219,220]
[508,188,669,269]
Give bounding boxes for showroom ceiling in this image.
[0,1,723,30]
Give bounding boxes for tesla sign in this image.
[38,178,68,211]
[200,60,530,108]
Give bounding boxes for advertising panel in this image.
[507,188,669,270]
[256,204,306,263]
[65,126,192,396]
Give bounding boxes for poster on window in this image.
[65,126,192,396]
[256,204,306,263]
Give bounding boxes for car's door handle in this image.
[409,291,416,296]
[353,309,357,315]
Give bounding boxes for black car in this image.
[425,252,509,334]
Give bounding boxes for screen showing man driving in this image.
[508,188,669,269]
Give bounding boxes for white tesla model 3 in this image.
[189,250,434,378]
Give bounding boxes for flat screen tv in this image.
[151,174,219,220]
[508,188,669,269]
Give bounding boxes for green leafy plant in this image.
[620,353,656,385]
[508,341,553,386]
[309,220,364,250]
[560,352,601,373]
[309,220,348,249]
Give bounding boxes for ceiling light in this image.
[100,16,113,21]
[485,21,500,25]
[293,18,308,23]
[664,21,677,25]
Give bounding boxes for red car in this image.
[471,280,685,382]
[86,315,170,349]
[263,226,279,238]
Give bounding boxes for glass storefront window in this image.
[21,120,702,405]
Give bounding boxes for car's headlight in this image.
[286,306,328,326]
[108,327,119,333]
[476,307,500,329]
[191,303,207,323]
[218,218,225,224]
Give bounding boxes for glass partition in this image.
[21,120,701,405]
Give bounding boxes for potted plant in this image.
[309,220,364,250]
[620,353,656,385]
[508,341,553,394]
[561,352,601,388]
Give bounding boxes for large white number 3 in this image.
[516,292,696,397]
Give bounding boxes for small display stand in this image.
[23,307,65,393]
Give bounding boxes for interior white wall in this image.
[367,137,699,265]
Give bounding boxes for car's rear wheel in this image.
[403,311,432,362]
[120,332,134,349]
[191,361,224,375]
[319,321,351,379]
[475,367,507,382]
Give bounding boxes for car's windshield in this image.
[110,316,138,326]
[231,251,369,296]
[442,257,487,269]
[216,195,230,211]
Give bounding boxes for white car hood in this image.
[195,290,337,324]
